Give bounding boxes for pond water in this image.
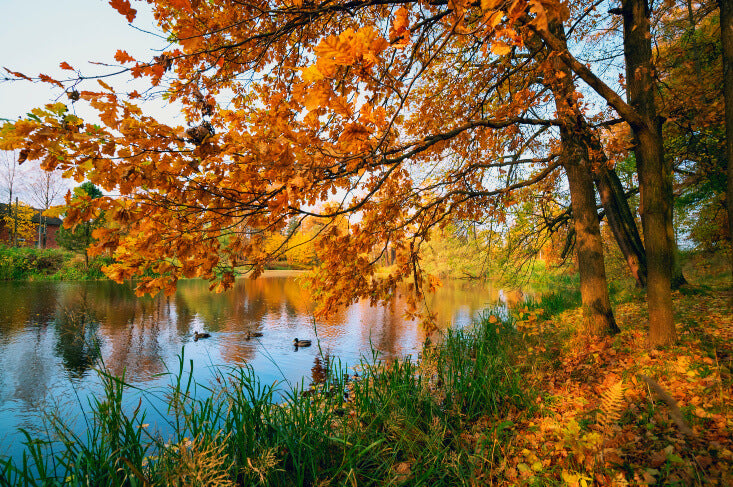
[0,273,519,461]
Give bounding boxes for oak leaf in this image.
[114,50,136,64]
[109,0,137,23]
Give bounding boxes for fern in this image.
[599,381,626,430]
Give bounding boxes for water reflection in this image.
[0,273,515,460]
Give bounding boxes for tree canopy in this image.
[0,0,727,343]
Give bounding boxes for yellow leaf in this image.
[300,64,324,82]
[489,10,504,29]
[481,0,502,10]
[491,42,512,56]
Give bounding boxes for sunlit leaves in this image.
[0,0,598,321]
[389,7,411,47]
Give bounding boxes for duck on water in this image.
[293,338,311,347]
[194,331,211,341]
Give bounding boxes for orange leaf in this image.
[491,42,512,56]
[168,0,192,11]
[39,74,64,88]
[59,62,75,71]
[114,50,136,64]
[4,68,32,81]
[109,0,137,23]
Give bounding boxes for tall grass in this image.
[1,313,529,486]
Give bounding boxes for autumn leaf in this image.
[109,0,137,23]
[389,7,410,47]
[38,73,64,88]
[59,62,75,71]
[114,50,136,64]
[491,41,512,56]
[168,0,192,11]
[300,64,324,83]
[485,10,504,30]
[3,68,32,81]
[481,0,502,11]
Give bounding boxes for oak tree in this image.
[0,0,689,343]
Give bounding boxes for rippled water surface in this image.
[0,273,516,460]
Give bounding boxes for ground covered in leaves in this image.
[494,281,732,485]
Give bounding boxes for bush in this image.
[0,247,113,281]
[0,246,66,280]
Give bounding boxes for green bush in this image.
[0,246,66,280]
[0,247,113,281]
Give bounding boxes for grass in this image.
[0,312,528,486]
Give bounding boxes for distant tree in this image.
[0,150,24,210]
[57,182,104,268]
[1,201,37,246]
[25,166,69,248]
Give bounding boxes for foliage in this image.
[656,5,729,251]
[56,182,106,262]
[1,201,37,246]
[0,0,626,319]
[0,246,65,280]
[0,246,112,281]
[419,224,494,280]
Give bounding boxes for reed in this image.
[1,313,529,486]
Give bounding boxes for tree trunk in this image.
[720,0,733,278]
[589,139,648,288]
[668,209,687,289]
[13,197,18,247]
[526,18,648,290]
[545,20,620,336]
[621,0,675,346]
[564,152,620,335]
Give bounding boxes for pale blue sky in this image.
[0,0,173,121]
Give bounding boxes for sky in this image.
[0,0,185,204]
[0,0,174,122]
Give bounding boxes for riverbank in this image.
[0,246,111,281]
[1,255,731,485]
[0,246,310,282]
[2,290,730,484]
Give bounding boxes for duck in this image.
[246,331,263,339]
[194,331,211,341]
[293,338,312,347]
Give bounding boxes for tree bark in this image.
[588,137,648,288]
[720,0,733,279]
[564,149,621,335]
[621,0,676,346]
[545,20,620,336]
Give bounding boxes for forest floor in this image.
[491,256,732,485]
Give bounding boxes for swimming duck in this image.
[293,338,312,347]
[246,331,263,339]
[194,331,211,341]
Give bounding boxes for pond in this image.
[0,272,521,461]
